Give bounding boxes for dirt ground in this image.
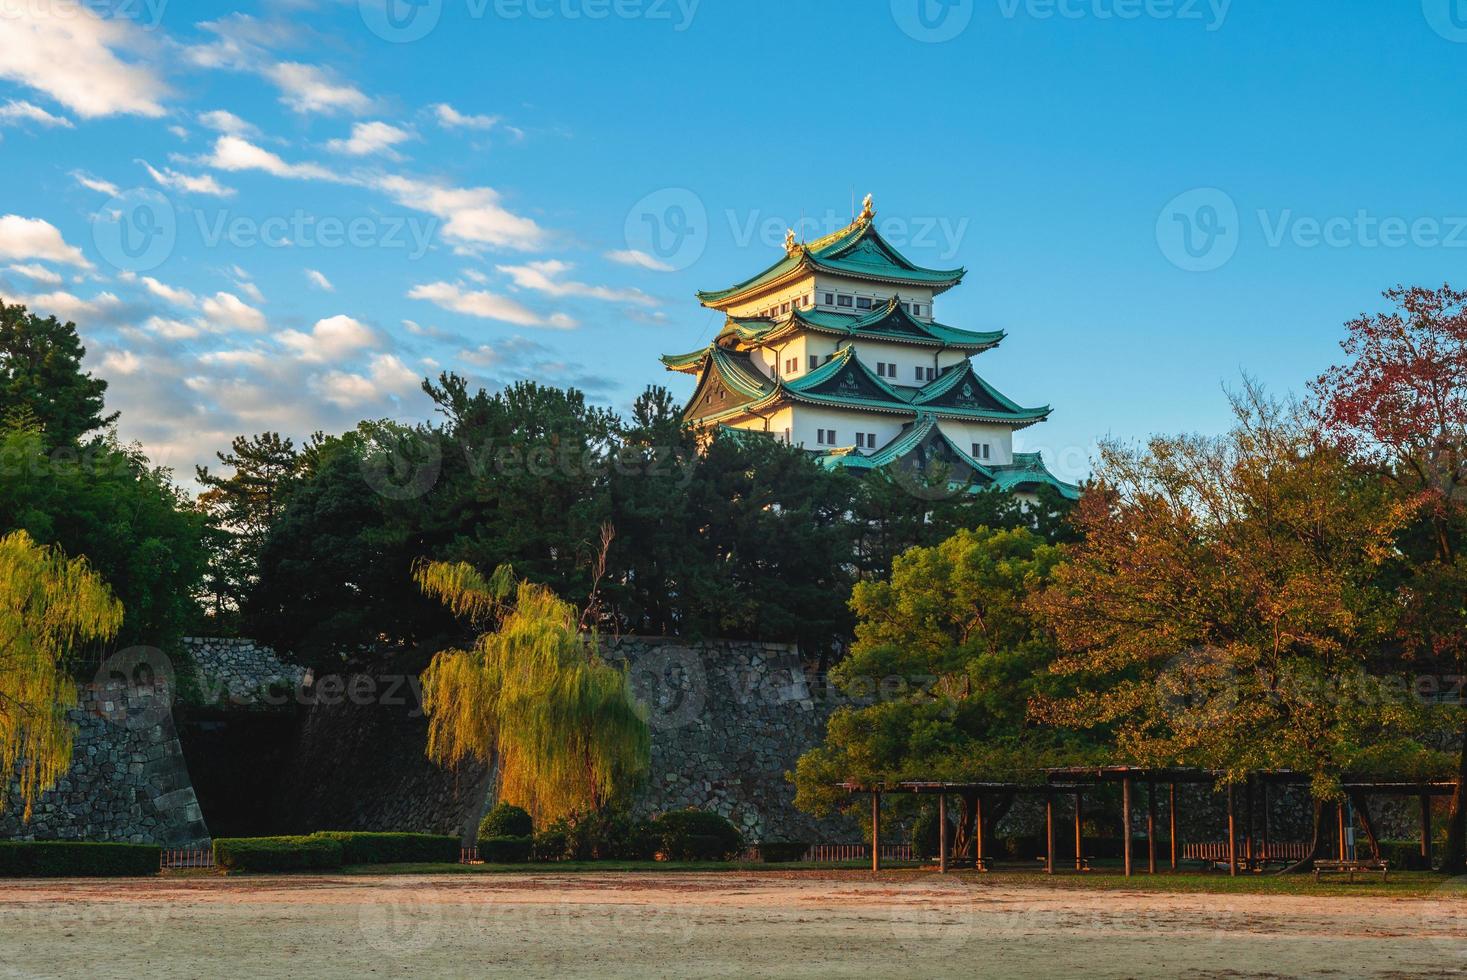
[1,870,1465,979]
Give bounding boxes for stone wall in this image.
[604,637,853,843]
[1,685,209,846]
[182,637,305,707]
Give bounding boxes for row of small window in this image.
[798,430,994,459]
[822,292,927,317]
[783,354,837,374]
[873,362,938,382]
[756,296,811,318]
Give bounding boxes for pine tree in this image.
[0,300,116,446]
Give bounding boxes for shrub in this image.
[535,810,658,861]
[1379,840,1431,871]
[479,803,533,840]
[213,836,343,872]
[532,828,570,862]
[653,810,744,862]
[308,832,459,865]
[758,842,808,863]
[0,841,160,878]
[478,836,534,863]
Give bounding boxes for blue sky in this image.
[1,0,1465,483]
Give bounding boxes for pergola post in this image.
[1074,791,1084,871]
[1045,794,1055,875]
[1244,778,1255,871]
[1147,780,1158,874]
[1227,784,1237,877]
[1122,776,1134,877]
[1168,782,1178,871]
[975,794,986,872]
[1421,793,1433,869]
[871,791,881,873]
[938,793,949,874]
[1337,801,1348,861]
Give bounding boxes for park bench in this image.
[1313,859,1389,883]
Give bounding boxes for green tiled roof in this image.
[660,347,711,372]
[714,298,1003,351]
[986,452,1083,501]
[696,216,966,307]
[912,359,1051,422]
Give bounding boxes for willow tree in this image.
[0,530,124,818]
[416,560,649,823]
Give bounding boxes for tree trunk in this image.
[1279,799,1325,876]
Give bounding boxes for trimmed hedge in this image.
[213,836,343,872]
[532,828,570,862]
[478,835,533,863]
[653,810,745,862]
[309,832,460,865]
[0,841,160,878]
[480,804,533,840]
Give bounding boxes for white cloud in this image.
[0,215,92,267]
[279,314,378,363]
[140,276,196,307]
[197,109,258,138]
[200,291,267,332]
[0,99,71,128]
[144,315,202,340]
[141,161,236,197]
[266,62,371,116]
[0,5,167,118]
[202,135,343,182]
[606,248,676,273]
[408,280,576,329]
[375,175,547,251]
[326,120,413,158]
[234,279,266,304]
[99,349,142,376]
[497,259,657,306]
[432,103,498,131]
[71,171,120,196]
[316,353,421,408]
[15,289,119,321]
[305,269,334,291]
[5,262,61,284]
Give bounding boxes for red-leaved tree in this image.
[1314,284,1467,871]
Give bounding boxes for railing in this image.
[161,847,215,870]
[800,843,914,863]
[1181,840,1311,863]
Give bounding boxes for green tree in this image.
[195,432,305,621]
[793,525,1086,818]
[0,300,116,447]
[0,530,123,819]
[0,424,207,650]
[416,560,649,824]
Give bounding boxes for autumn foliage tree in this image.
[1032,386,1439,802]
[1314,284,1467,870]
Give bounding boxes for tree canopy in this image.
[0,301,115,447]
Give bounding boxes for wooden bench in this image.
[1313,859,1389,883]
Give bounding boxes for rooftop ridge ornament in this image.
[784,227,801,256]
[859,193,875,224]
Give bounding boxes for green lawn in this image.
[330,860,1456,898]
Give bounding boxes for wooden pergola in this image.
[845,769,1455,877]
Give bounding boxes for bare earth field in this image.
[1,870,1465,979]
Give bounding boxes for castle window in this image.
[916,366,936,382]
[856,297,873,310]
[823,292,834,305]
[972,443,992,461]
[784,428,791,444]
[816,429,837,446]
[808,355,818,370]
[781,302,791,314]
[913,304,924,317]
[836,295,853,308]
